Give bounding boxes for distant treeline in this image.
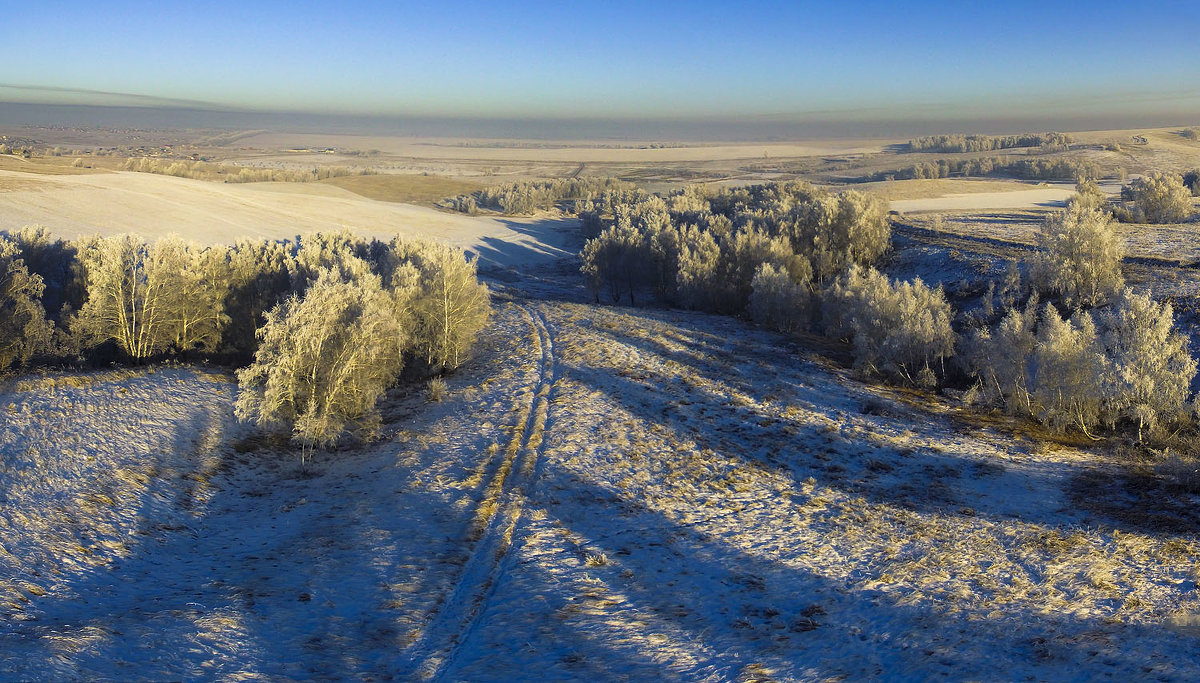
[858,156,1099,182]
[907,132,1073,153]
[121,157,376,183]
[439,177,634,215]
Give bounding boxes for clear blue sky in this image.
[3,0,1198,122]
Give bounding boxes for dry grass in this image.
[321,173,483,205]
[854,178,1043,201]
[0,155,109,176]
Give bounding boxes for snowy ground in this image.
[0,169,579,268]
[3,281,1200,679]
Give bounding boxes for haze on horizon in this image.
[2,0,1199,137]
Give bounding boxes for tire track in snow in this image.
[403,303,556,680]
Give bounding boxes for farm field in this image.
[0,168,578,268]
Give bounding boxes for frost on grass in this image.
[4,299,1200,680]
[442,303,1200,682]
[0,303,542,680]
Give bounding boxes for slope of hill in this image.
[2,291,1198,680]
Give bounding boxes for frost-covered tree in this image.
[964,297,1039,415]
[74,235,229,358]
[719,226,800,313]
[73,234,173,359]
[1029,305,1106,435]
[396,239,491,370]
[822,266,956,386]
[1029,205,1124,307]
[749,262,812,334]
[235,268,405,460]
[673,225,723,311]
[0,236,53,369]
[6,225,80,321]
[152,237,230,353]
[1096,290,1197,440]
[223,238,298,357]
[1066,178,1108,213]
[967,289,1196,439]
[1119,173,1194,223]
[581,220,649,305]
[293,230,379,287]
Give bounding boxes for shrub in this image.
[427,376,447,402]
[1029,205,1124,307]
[822,266,956,386]
[1119,173,1194,223]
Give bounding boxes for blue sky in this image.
[3,1,1198,122]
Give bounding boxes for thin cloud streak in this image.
[0,83,227,110]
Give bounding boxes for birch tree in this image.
[235,268,404,461]
[1030,205,1124,307]
[404,241,490,370]
[74,234,172,359]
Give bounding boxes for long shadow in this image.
[444,433,1197,680]
[574,310,1200,538]
[0,362,509,679]
[464,217,585,271]
[0,380,276,679]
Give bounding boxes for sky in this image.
[2,0,1199,130]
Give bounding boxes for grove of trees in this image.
[579,181,958,385]
[440,177,633,215]
[579,180,1199,443]
[0,228,491,453]
[122,157,374,183]
[860,156,1098,183]
[907,132,1073,153]
[1116,172,1195,223]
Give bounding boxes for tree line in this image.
[858,156,1099,182]
[579,181,1198,443]
[907,132,1073,153]
[0,228,490,456]
[439,177,633,215]
[121,157,376,183]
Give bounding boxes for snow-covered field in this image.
[3,287,1200,680]
[0,169,578,268]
